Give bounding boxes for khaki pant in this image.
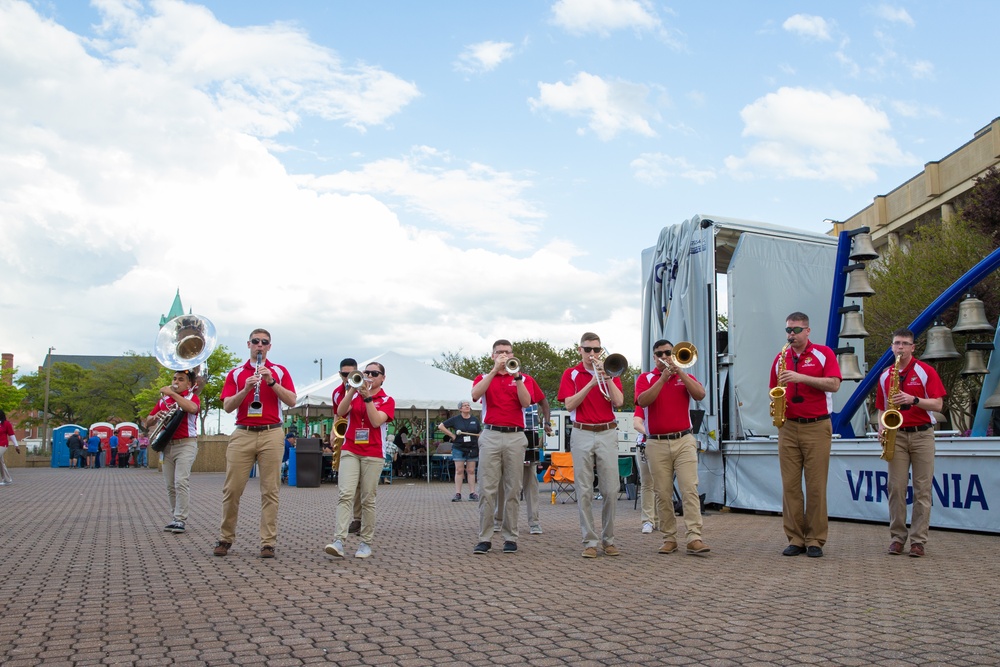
[637,449,658,527]
[335,451,384,544]
[570,428,619,548]
[496,462,541,529]
[647,434,701,543]
[888,429,935,546]
[163,437,198,522]
[778,420,832,548]
[477,429,527,543]
[219,427,284,547]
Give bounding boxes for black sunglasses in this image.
[654,350,673,357]
[581,346,603,354]
[784,327,805,334]
[249,338,271,345]
[363,370,383,377]
[339,371,351,378]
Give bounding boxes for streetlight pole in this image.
[41,346,55,453]
[314,358,323,380]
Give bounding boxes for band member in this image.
[471,340,544,555]
[0,409,20,485]
[558,332,624,558]
[636,340,709,555]
[333,358,363,533]
[437,400,480,502]
[147,369,200,533]
[632,410,658,534]
[214,329,296,559]
[769,312,841,558]
[495,397,553,534]
[325,362,395,560]
[877,328,946,558]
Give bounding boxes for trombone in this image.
[671,342,697,369]
[592,351,628,400]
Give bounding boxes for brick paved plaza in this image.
[1,467,998,666]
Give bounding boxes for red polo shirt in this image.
[341,389,396,459]
[150,390,201,439]
[635,368,699,434]
[558,363,622,424]
[876,357,946,428]
[474,373,543,427]
[769,342,841,420]
[221,359,295,426]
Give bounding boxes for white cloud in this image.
[550,0,661,37]
[630,153,716,186]
[529,72,660,141]
[782,14,832,41]
[724,87,918,184]
[908,59,934,79]
[454,40,515,74]
[872,4,915,27]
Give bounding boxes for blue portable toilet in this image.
[51,424,87,467]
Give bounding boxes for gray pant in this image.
[477,429,527,543]
[571,429,619,548]
[163,437,198,521]
[495,462,541,529]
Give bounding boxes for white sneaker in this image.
[641,522,654,534]
[324,540,344,558]
[493,523,501,533]
[529,524,543,535]
[355,543,372,559]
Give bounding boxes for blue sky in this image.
[2,0,998,402]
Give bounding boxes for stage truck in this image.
[638,214,999,534]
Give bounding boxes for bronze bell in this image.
[920,321,962,361]
[838,305,869,339]
[984,381,1000,408]
[952,293,995,335]
[843,263,875,298]
[849,232,879,261]
[835,347,864,381]
[960,342,993,376]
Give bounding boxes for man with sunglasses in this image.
[769,313,841,558]
[635,339,709,555]
[558,332,624,559]
[214,329,296,559]
[333,358,363,534]
[876,329,945,558]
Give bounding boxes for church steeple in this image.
[159,289,186,326]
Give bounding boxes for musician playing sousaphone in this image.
[876,328,945,558]
[438,400,481,502]
[147,369,201,534]
[768,312,841,559]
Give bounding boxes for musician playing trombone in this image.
[146,369,200,534]
[558,332,624,559]
[635,339,709,555]
[214,329,296,559]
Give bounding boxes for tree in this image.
[962,166,1000,244]
[78,353,161,425]
[18,361,91,428]
[0,365,26,414]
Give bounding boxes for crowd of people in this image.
[62,428,150,470]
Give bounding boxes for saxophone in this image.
[770,343,791,428]
[879,355,904,462]
[331,417,348,471]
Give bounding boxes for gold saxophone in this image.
[331,418,348,471]
[770,343,791,428]
[879,355,904,462]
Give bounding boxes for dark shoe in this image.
[213,541,232,557]
[259,545,276,559]
[782,544,806,556]
[908,543,925,558]
[888,541,904,555]
[170,521,186,534]
[468,492,479,501]
[503,541,517,554]
[348,519,361,534]
[164,521,181,532]
[473,541,492,555]
[452,493,462,502]
[806,546,823,558]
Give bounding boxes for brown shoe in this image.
[658,541,678,555]
[581,546,599,558]
[888,541,904,555]
[908,543,925,558]
[686,539,711,554]
[348,519,362,534]
[213,541,232,557]
[602,543,620,557]
[260,545,276,559]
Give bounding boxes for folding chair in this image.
[543,451,576,503]
[617,456,634,500]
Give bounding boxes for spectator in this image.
[0,409,21,485]
[66,429,84,470]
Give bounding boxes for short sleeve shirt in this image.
[769,342,841,419]
[221,359,295,426]
[473,373,544,427]
[635,368,700,434]
[876,357,946,428]
[557,363,622,424]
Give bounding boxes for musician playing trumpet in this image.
[146,369,200,534]
[768,312,841,559]
[876,329,945,558]
[333,358,363,535]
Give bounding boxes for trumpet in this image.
[248,352,264,417]
[346,370,365,389]
[593,351,628,400]
[505,357,520,375]
[671,342,697,369]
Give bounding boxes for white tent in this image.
[287,351,480,481]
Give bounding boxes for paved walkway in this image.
[0,467,997,666]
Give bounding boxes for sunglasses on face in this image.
[363,370,383,377]
[654,350,673,358]
[784,327,805,335]
[250,338,270,345]
[581,346,603,354]
[339,371,351,378]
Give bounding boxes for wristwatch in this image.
[267,380,276,387]
[913,396,920,406]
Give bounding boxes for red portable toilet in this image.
[89,422,114,467]
[116,422,139,466]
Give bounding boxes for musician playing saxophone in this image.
[146,369,200,534]
[768,312,841,559]
[876,329,946,558]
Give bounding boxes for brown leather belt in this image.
[235,423,283,432]
[573,421,617,432]
[483,425,523,433]
[786,415,830,424]
[900,424,932,433]
[648,429,692,440]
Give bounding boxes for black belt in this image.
[573,421,617,432]
[786,415,830,424]
[235,423,283,432]
[648,429,692,440]
[900,424,932,433]
[483,425,523,433]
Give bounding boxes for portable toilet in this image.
[116,422,140,465]
[51,424,88,467]
[89,422,114,466]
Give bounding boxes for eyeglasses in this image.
[892,341,914,347]
[784,327,805,335]
[654,350,673,358]
[363,370,383,377]
[249,338,270,345]
[581,346,603,354]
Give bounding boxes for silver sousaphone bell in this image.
[155,314,218,371]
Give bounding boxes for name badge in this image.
[462,436,471,443]
[355,428,370,444]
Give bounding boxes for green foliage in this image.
[78,352,160,425]
[962,166,1000,243]
[0,366,26,414]
[18,361,91,427]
